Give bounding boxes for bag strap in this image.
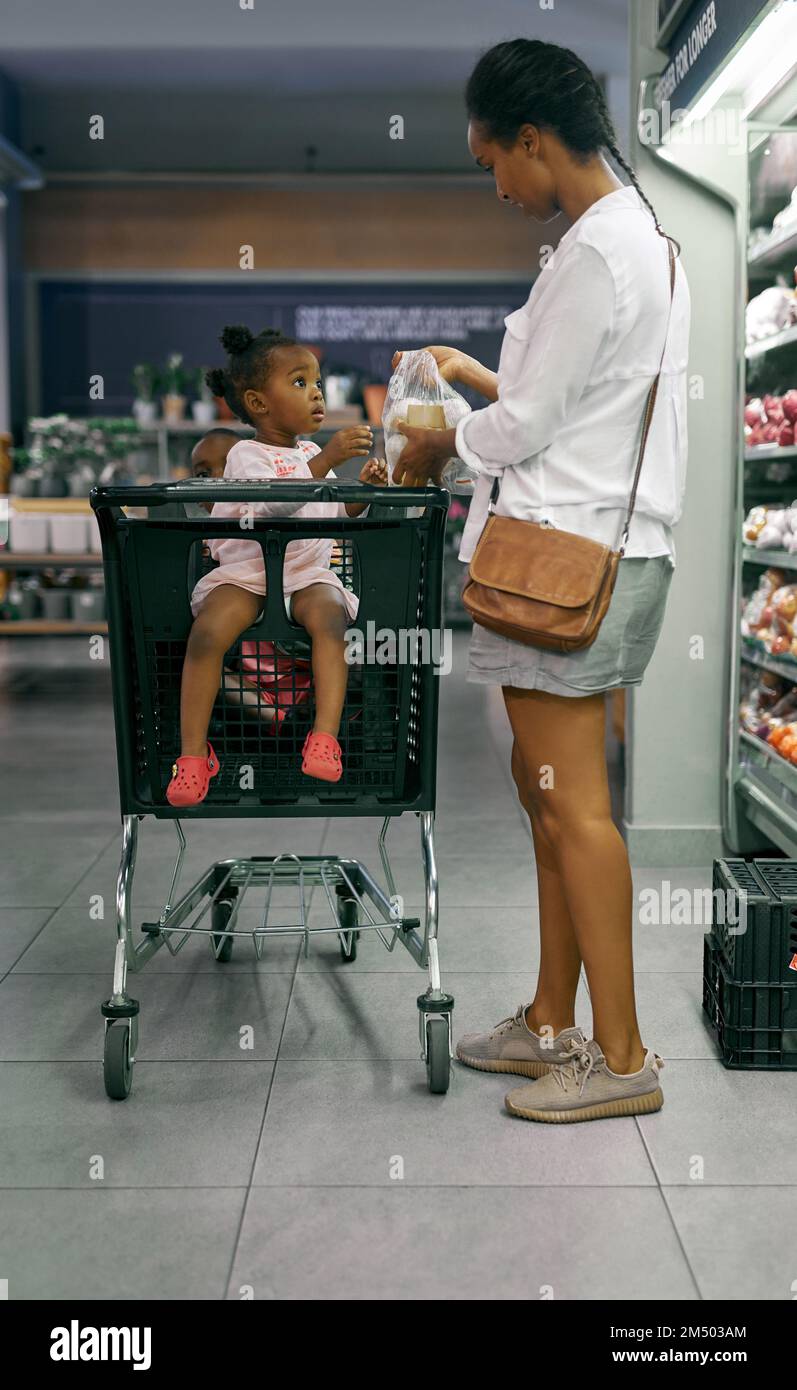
[617,234,677,554]
[488,233,678,553]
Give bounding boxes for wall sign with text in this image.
[655,0,771,113]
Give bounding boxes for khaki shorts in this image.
[466,555,674,698]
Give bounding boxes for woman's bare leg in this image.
[504,686,645,1075]
[180,584,261,756]
[509,732,581,1035]
[290,583,350,736]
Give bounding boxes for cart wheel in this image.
[104,1021,133,1100]
[337,895,360,963]
[211,898,235,963]
[425,1018,450,1094]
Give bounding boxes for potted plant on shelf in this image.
[161,352,188,424]
[191,368,218,427]
[131,364,159,425]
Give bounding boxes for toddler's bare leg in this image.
[289,584,351,737]
[181,585,261,756]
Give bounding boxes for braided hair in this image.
[465,39,679,252]
[206,325,297,424]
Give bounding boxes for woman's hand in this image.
[391,344,497,401]
[391,345,465,384]
[391,422,458,487]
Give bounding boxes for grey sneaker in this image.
[504,1037,665,1122]
[456,1003,588,1078]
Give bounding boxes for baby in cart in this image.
[166,325,387,806]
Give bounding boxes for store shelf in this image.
[739,727,797,795]
[741,545,797,568]
[4,496,92,512]
[745,445,797,461]
[748,224,797,272]
[740,641,797,683]
[745,323,797,359]
[0,620,108,635]
[0,552,102,568]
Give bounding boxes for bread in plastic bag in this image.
[382,349,481,494]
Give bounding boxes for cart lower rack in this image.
[91,479,454,1098]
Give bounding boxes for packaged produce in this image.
[740,567,787,641]
[745,390,797,448]
[382,349,479,493]
[740,668,786,734]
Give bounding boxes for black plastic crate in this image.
[703,933,797,1068]
[711,858,797,984]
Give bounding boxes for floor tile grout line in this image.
[654,1182,705,1301]
[0,1055,728,1064]
[1,1182,790,1191]
[221,840,328,1300]
[0,821,122,987]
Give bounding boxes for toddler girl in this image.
[167,325,386,805]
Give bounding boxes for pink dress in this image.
[190,438,366,620]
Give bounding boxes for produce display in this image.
[746,282,797,343]
[742,500,797,550]
[745,390,797,449]
[740,665,797,766]
[739,566,797,659]
[748,188,797,258]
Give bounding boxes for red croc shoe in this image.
[301,730,343,783]
[166,742,220,806]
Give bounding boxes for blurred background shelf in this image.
[0,619,107,634]
[0,552,102,567]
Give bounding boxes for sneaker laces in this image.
[492,1003,528,1037]
[551,1038,603,1095]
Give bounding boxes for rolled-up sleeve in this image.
[454,241,615,472]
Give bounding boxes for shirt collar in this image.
[554,184,644,255]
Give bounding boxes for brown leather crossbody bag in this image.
[461,235,677,653]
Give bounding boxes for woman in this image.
[392,39,690,1123]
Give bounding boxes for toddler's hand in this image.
[359,457,388,486]
[324,425,374,467]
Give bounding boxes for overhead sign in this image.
[657,0,695,47]
[655,0,771,112]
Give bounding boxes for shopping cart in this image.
[91,479,454,1099]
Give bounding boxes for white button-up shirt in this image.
[454,185,690,568]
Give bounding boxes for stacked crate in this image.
[704,858,797,1067]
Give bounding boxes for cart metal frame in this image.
[92,480,455,1099]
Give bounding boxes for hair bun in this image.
[205,367,226,396]
[220,324,254,355]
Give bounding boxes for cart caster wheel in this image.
[211,897,235,963]
[104,1021,133,1100]
[425,1017,450,1094]
[337,894,360,963]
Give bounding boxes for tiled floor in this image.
[0,634,794,1301]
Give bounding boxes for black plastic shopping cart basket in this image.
[90,479,454,1099]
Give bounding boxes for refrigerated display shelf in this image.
[742,545,797,569]
[740,642,797,683]
[745,323,797,359]
[748,224,797,273]
[745,445,797,462]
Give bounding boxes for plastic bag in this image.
[382,349,481,493]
